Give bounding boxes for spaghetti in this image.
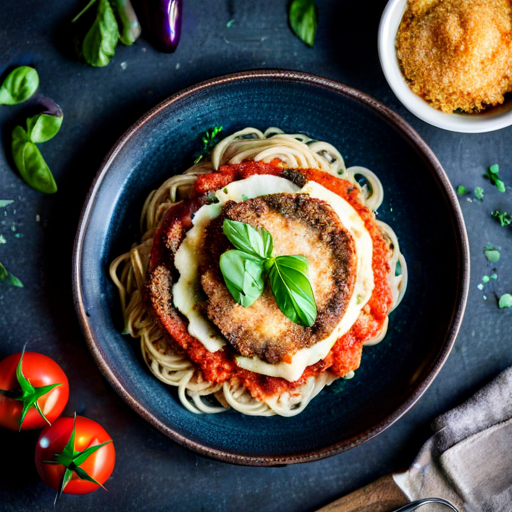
[110,128,408,417]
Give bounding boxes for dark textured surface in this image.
[0,0,510,510]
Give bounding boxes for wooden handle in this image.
[315,474,409,512]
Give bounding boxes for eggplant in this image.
[138,0,182,53]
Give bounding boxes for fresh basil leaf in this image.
[220,250,265,307]
[289,0,318,47]
[12,126,58,194]
[111,0,141,46]
[499,294,512,309]
[0,66,39,105]
[26,113,63,143]
[268,255,317,327]
[82,0,119,67]
[194,126,223,164]
[223,219,273,260]
[0,262,23,287]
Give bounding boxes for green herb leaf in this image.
[499,294,512,308]
[26,113,63,143]
[483,164,506,192]
[0,200,13,208]
[484,245,500,263]
[456,185,467,196]
[474,187,484,200]
[82,0,120,67]
[220,250,265,307]
[222,219,273,260]
[492,210,512,227]
[0,262,23,287]
[111,0,141,46]
[12,126,58,194]
[268,255,317,327]
[0,66,39,105]
[194,126,223,164]
[289,0,318,47]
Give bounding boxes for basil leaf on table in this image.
[12,126,58,194]
[0,262,23,287]
[220,250,265,308]
[223,219,273,260]
[0,66,39,105]
[111,0,141,45]
[289,0,318,47]
[82,0,120,67]
[26,113,63,143]
[268,255,317,327]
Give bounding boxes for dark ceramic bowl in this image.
[73,70,469,466]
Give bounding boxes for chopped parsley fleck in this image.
[491,273,498,280]
[456,185,467,196]
[0,200,13,208]
[492,210,512,227]
[223,188,228,194]
[482,275,490,283]
[477,283,484,290]
[474,187,484,200]
[395,260,403,277]
[241,194,249,201]
[483,164,506,192]
[483,295,487,300]
[484,244,500,263]
[0,235,6,244]
[226,19,235,28]
[193,126,223,164]
[499,294,512,309]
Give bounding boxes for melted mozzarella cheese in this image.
[172,175,374,381]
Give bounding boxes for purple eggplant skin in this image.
[139,0,182,53]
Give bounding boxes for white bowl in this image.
[378,0,512,133]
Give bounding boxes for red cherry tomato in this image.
[0,352,69,431]
[35,416,115,495]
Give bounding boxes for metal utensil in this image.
[391,498,459,512]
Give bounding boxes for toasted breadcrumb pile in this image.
[396,0,512,113]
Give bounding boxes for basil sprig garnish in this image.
[12,108,63,194]
[72,0,141,67]
[194,126,224,164]
[289,0,319,47]
[220,219,317,327]
[0,66,39,105]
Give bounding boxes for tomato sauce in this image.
[156,162,393,400]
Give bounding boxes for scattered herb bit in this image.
[483,295,487,300]
[0,262,23,287]
[11,109,63,194]
[223,188,228,194]
[289,0,318,47]
[193,126,223,164]
[483,164,506,192]
[499,294,512,308]
[395,259,403,277]
[73,0,141,67]
[0,235,6,244]
[220,219,317,326]
[0,66,39,105]
[482,275,490,283]
[491,273,498,280]
[456,185,467,196]
[484,245,500,263]
[226,19,235,28]
[492,210,512,227]
[0,200,14,208]
[241,194,249,201]
[474,187,484,200]
[477,283,484,290]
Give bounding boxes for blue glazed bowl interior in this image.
[76,73,466,463]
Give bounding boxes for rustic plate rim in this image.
[72,69,470,466]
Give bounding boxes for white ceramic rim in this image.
[378,0,512,133]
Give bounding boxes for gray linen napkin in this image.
[393,367,512,511]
